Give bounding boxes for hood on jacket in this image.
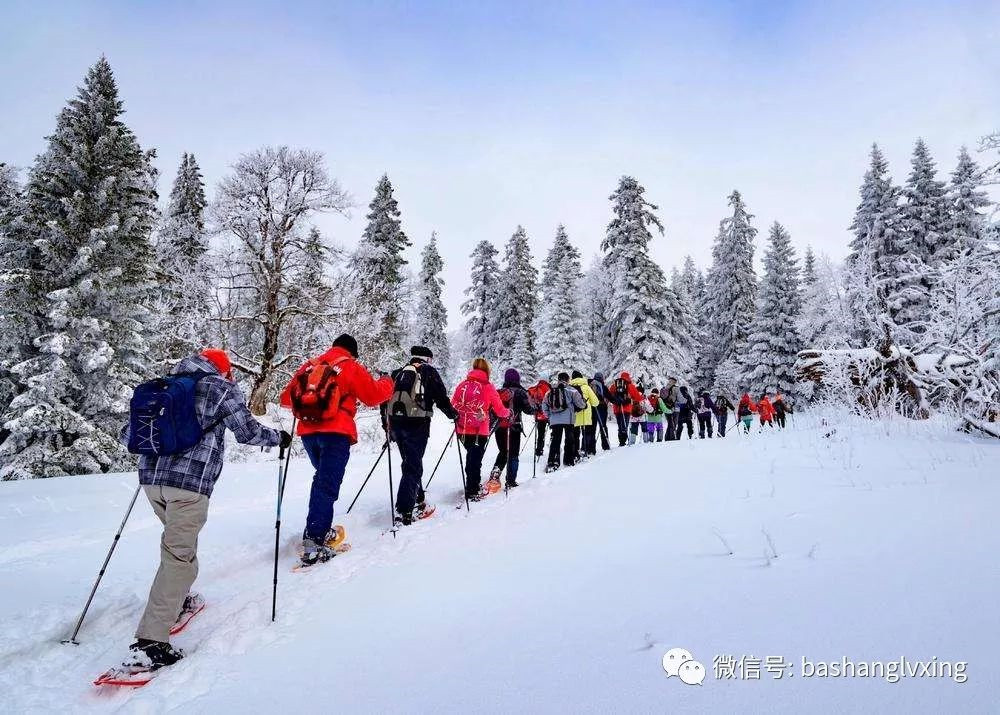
[466,368,490,383]
[570,376,589,387]
[620,371,631,381]
[594,371,604,382]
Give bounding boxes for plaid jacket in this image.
[120,356,281,497]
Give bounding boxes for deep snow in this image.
[0,410,997,713]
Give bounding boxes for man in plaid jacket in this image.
[120,349,289,668]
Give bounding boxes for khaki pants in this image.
[136,485,209,642]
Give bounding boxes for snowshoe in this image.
[489,467,502,481]
[544,464,559,474]
[414,503,436,520]
[170,592,205,636]
[484,477,502,495]
[293,540,352,571]
[505,480,519,489]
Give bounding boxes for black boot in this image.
[128,639,184,670]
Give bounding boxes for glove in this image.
[279,430,293,450]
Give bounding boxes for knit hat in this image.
[332,333,359,358]
[411,345,433,361]
[504,368,520,384]
[200,348,233,380]
[620,371,631,381]
[651,388,660,395]
[571,370,583,379]
[594,371,604,381]
[557,371,570,382]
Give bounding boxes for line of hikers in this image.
[116,334,792,669]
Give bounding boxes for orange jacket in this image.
[280,346,393,443]
[757,396,775,421]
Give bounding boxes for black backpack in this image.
[547,385,569,412]
[590,380,607,407]
[613,377,628,405]
[571,384,588,413]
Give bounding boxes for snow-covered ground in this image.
[1,410,997,713]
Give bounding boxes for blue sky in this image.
[2,1,999,323]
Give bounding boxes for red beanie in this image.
[620,371,631,381]
[201,348,233,379]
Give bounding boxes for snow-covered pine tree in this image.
[0,163,33,413]
[213,146,350,413]
[414,232,451,382]
[583,255,610,374]
[802,246,817,286]
[600,176,687,384]
[150,152,210,369]
[461,239,501,361]
[536,225,589,378]
[701,190,758,391]
[675,256,706,386]
[493,226,539,378]
[845,144,904,348]
[744,222,803,399]
[348,174,411,371]
[890,139,952,340]
[948,146,990,254]
[902,139,953,267]
[0,58,159,479]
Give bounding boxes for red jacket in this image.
[607,372,642,415]
[451,369,510,436]
[757,396,775,422]
[280,346,393,444]
[738,393,757,417]
[527,381,551,422]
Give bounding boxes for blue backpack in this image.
[127,372,220,456]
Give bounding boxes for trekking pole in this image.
[596,413,611,451]
[455,432,471,512]
[62,484,142,645]
[518,421,536,456]
[504,425,512,498]
[272,417,297,622]
[424,425,456,490]
[346,441,388,513]
[386,418,397,538]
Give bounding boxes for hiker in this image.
[758,393,776,429]
[590,372,612,451]
[645,388,668,442]
[773,393,792,428]
[675,386,696,440]
[385,346,458,525]
[696,392,716,438]
[452,358,510,500]
[542,372,586,472]
[628,386,651,445]
[570,370,600,460]
[662,378,679,440]
[527,378,551,460]
[121,348,287,668]
[490,368,535,489]
[737,393,757,433]
[282,334,394,565]
[607,372,642,446]
[714,393,736,437]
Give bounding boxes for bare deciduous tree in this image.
[212,146,351,414]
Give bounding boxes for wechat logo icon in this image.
[662,647,706,686]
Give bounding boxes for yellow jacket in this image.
[570,377,600,427]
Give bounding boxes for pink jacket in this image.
[451,369,510,436]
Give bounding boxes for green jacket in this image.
[646,397,668,424]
